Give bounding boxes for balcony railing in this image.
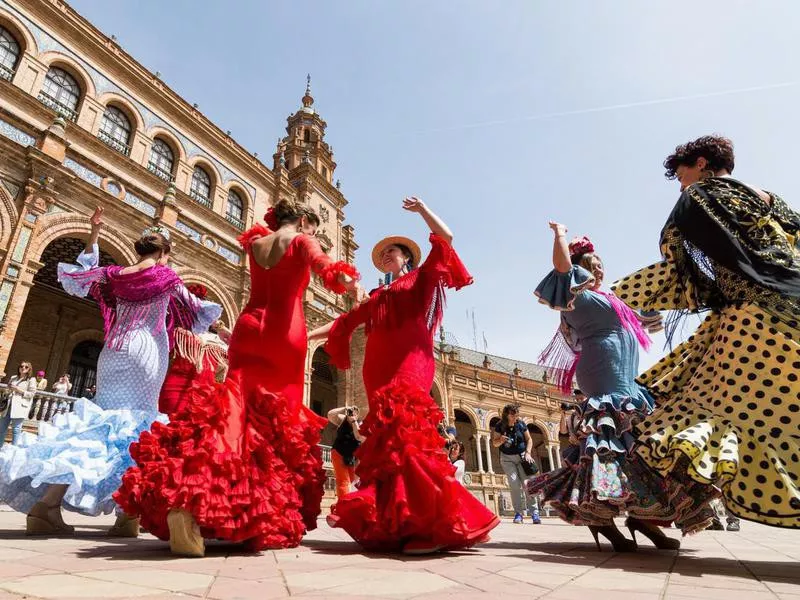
[97,129,131,156]
[37,91,78,122]
[147,161,175,182]
[190,189,213,209]
[225,213,245,230]
[0,63,14,82]
[0,384,76,424]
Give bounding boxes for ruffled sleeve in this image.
[324,301,370,370]
[295,235,360,294]
[167,285,222,351]
[534,265,595,311]
[419,234,473,290]
[56,243,107,298]
[237,223,271,252]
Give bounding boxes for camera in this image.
[346,408,354,417]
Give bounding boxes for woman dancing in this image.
[115,200,362,556]
[612,135,800,528]
[310,197,499,554]
[526,223,715,551]
[158,284,230,415]
[0,206,220,536]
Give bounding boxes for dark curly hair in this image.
[272,199,320,228]
[663,135,735,180]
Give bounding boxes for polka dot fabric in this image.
[613,262,800,529]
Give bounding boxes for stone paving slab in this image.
[0,508,795,599]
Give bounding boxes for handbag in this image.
[520,454,539,477]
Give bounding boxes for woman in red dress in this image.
[115,200,362,556]
[310,197,500,554]
[158,284,231,416]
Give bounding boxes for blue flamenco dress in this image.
[526,265,715,531]
[0,244,220,517]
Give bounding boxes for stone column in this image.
[475,433,484,473]
[45,306,78,378]
[484,433,494,473]
[0,165,61,377]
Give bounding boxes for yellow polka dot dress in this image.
[613,231,800,528]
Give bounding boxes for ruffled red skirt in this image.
[327,380,499,551]
[158,357,195,415]
[114,375,327,550]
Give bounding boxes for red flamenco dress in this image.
[325,234,500,552]
[158,285,229,416]
[114,225,358,550]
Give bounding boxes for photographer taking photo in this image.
[492,404,541,524]
[328,406,364,498]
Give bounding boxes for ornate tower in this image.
[271,78,359,413]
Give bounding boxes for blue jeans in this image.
[0,411,24,446]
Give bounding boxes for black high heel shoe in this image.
[588,524,638,552]
[625,517,681,550]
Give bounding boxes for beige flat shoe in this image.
[167,509,204,558]
[108,514,140,538]
[26,502,75,535]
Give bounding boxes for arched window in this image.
[226,189,244,229]
[0,26,20,81]
[148,138,174,181]
[98,106,131,155]
[39,67,80,122]
[190,166,212,208]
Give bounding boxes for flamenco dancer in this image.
[612,135,800,528]
[0,207,220,536]
[159,285,231,415]
[310,197,499,554]
[115,200,362,556]
[526,223,715,551]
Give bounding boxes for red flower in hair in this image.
[568,236,595,257]
[187,284,208,300]
[264,207,279,231]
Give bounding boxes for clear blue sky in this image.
[70,0,800,370]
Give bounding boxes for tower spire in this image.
[301,74,314,113]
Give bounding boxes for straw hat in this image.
[371,235,422,273]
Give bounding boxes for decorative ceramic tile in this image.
[0,118,36,147]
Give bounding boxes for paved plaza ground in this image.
[0,508,796,599]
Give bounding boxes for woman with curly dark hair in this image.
[613,134,800,530]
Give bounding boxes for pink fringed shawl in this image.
[540,290,652,394]
[62,265,200,351]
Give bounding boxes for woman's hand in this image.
[90,206,104,230]
[85,206,104,253]
[549,221,567,237]
[523,451,534,464]
[402,196,426,213]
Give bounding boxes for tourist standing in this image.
[492,404,541,524]
[34,371,47,391]
[0,362,37,446]
[52,374,71,396]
